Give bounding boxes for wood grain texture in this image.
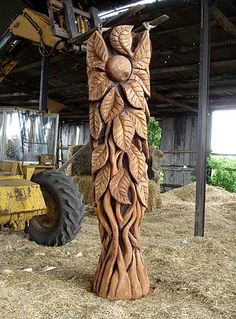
[132,69,151,97]
[127,144,146,183]
[88,71,110,101]
[91,143,108,173]
[129,108,147,139]
[122,80,145,109]
[89,103,102,139]
[110,25,133,57]
[113,113,135,151]
[87,26,151,300]
[100,87,124,122]
[132,31,151,70]
[110,168,131,204]
[95,163,111,203]
[87,31,109,70]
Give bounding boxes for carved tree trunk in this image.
[87,25,151,300]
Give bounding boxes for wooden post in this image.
[39,50,49,112]
[87,26,150,299]
[194,0,211,236]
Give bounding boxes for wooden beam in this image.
[0,99,39,106]
[152,16,236,37]
[153,39,236,57]
[194,0,210,237]
[152,58,236,75]
[62,0,79,39]
[0,92,29,99]
[157,86,236,98]
[152,92,197,113]
[12,55,64,74]
[212,7,236,38]
[210,102,236,110]
[39,52,49,112]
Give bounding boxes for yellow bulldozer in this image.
[0,0,102,246]
[0,109,84,246]
[0,0,99,246]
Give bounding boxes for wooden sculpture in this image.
[87,25,151,300]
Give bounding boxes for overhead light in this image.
[99,0,157,19]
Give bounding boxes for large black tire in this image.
[26,170,84,246]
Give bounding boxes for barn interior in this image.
[1,0,236,186]
[0,0,235,318]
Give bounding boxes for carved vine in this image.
[87,25,151,300]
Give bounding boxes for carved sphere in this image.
[106,55,132,83]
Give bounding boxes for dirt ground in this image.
[0,183,235,319]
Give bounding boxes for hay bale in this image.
[72,175,93,205]
[66,143,92,177]
[146,180,162,213]
[147,146,164,185]
[64,145,77,176]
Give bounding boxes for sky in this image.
[211,110,236,154]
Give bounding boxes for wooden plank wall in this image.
[160,114,197,190]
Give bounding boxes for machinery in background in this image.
[0,109,84,246]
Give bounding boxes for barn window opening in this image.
[211,110,236,156]
[208,110,236,193]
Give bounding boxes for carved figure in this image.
[87,25,151,300]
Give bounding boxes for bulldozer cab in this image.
[0,108,59,170]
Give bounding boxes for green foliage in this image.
[148,117,162,148]
[208,156,236,192]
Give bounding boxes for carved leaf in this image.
[87,31,109,70]
[132,31,151,70]
[89,103,102,139]
[129,108,147,139]
[88,71,110,101]
[113,113,135,151]
[122,80,145,109]
[132,69,151,97]
[110,169,131,204]
[110,25,133,56]
[95,163,111,203]
[127,144,146,183]
[100,87,124,122]
[136,176,149,207]
[92,143,108,173]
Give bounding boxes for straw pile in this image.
[0,183,235,319]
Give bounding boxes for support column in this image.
[87,26,151,299]
[195,0,211,236]
[39,50,49,112]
